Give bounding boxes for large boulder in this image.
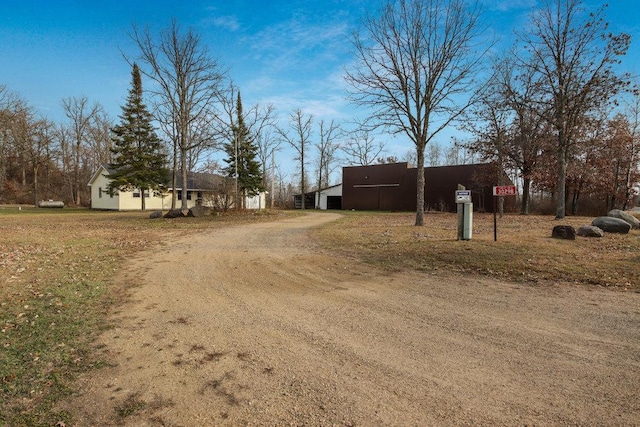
[164,209,188,219]
[188,205,212,217]
[551,225,576,240]
[577,225,604,238]
[149,210,163,219]
[592,216,631,234]
[607,209,640,230]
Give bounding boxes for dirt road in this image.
[65,212,640,426]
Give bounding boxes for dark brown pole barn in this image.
[342,162,513,213]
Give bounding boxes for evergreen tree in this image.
[223,92,263,209]
[109,63,167,210]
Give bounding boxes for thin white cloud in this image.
[236,10,357,122]
[255,93,342,119]
[203,15,240,32]
[486,0,536,12]
[245,15,350,73]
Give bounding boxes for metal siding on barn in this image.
[343,162,512,212]
[343,163,414,211]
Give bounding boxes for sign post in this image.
[492,185,517,241]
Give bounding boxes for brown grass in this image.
[312,211,640,289]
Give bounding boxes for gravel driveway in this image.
[64,212,640,426]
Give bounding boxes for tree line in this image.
[0,0,638,221]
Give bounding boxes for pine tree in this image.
[109,63,168,210]
[223,92,263,209]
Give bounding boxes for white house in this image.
[88,165,265,211]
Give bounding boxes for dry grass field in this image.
[314,211,640,289]
[0,207,638,425]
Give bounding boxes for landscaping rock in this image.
[607,209,640,229]
[551,225,576,240]
[577,225,604,238]
[149,210,163,219]
[164,209,188,219]
[592,216,631,234]
[188,205,212,217]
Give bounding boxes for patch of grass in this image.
[0,208,295,426]
[114,392,146,419]
[313,211,640,288]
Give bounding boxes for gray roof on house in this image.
[178,171,227,191]
[93,164,229,191]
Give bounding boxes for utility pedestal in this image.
[455,188,473,241]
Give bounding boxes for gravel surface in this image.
[64,212,640,426]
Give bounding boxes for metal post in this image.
[493,196,497,242]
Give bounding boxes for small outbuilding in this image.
[293,184,343,210]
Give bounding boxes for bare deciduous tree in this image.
[61,95,102,206]
[341,129,384,166]
[519,0,631,219]
[0,86,22,196]
[426,142,442,167]
[345,0,487,225]
[249,104,278,207]
[276,109,312,209]
[623,86,640,209]
[131,19,227,210]
[88,109,113,170]
[314,119,342,202]
[256,128,280,208]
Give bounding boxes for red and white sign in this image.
[493,185,517,196]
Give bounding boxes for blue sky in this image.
[1,0,639,176]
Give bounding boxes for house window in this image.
[98,187,103,198]
[177,191,192,200]
[132,189,150,198]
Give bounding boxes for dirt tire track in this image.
[64,212,640,426]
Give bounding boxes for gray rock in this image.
[607,209,640,229]
[592,216,631,234]
[552,225,576,240]
[163,209,187,218]
[188,205,212,217]
[149,210,163,219]
[577,225,604,238]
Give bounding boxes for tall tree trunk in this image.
[74,139,82,206]
[415,145,426,226]
[555,152,567,219]
[171,142,178,209]
[33,164,39,207]
[141,188,146,211]
[521,177,531,215]
[270,152,275,209]
[571,188,580,216]
[300,159,306,211]
[181,148,188,211]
